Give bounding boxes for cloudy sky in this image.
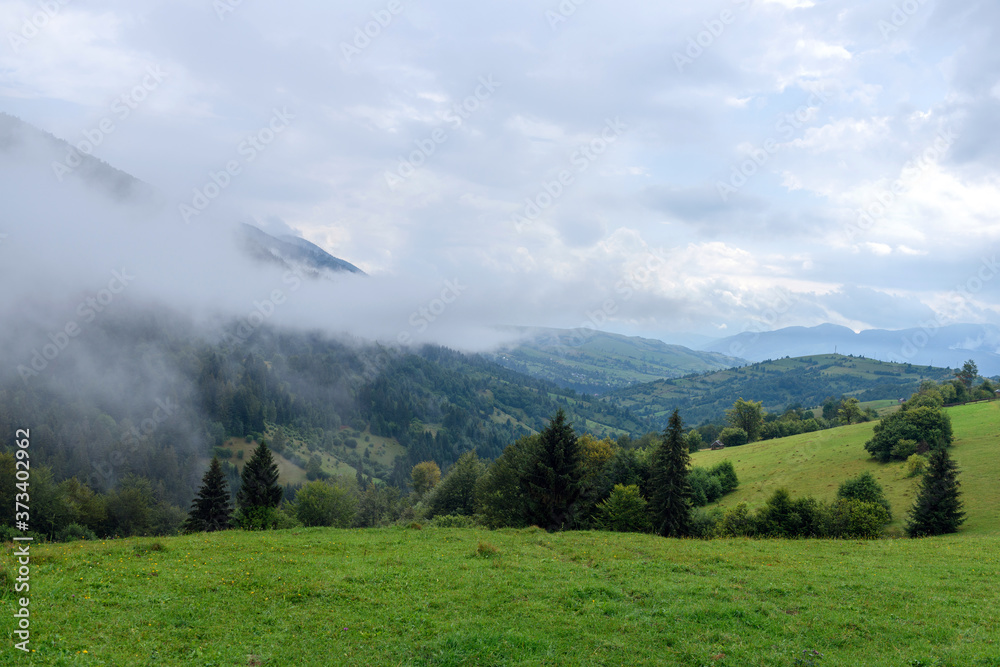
[2,0,999,347]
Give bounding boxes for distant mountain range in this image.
[489,327,745,393]
[702,323,1000,376]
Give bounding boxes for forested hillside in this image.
[607,354,954,427]
[0,307,650,516]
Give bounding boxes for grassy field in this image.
[5,402,998,665]
[8,528,1000,666]
[692,401,1000,535]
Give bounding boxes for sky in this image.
[2,0,1000,349]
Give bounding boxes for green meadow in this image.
[692,401,1000,535]
[4,402,999,666]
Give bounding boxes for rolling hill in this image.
[692,400,1000,535]
[489,327,745,393]
[606,353,955,427]
[703,322,1000,376]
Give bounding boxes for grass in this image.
[7,403,999,665]
[6,528,1000,666]
[692,401,1000,535]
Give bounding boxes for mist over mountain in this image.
[703,323,1000,376]
[491,326,745,393]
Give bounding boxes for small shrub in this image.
[593,484,652,533]
[891,439,918,459]
[134,541,168,555]
[475,541,499,558]
[824,499,889,539]
[213,447,233,460]
[237,450,244,460]
[717,502,757,537]
[55,524,97,542]
[905,453,928,478]
[407,522,423,530]
[689,507,723,538]
[709,460,739,494]
[837,471,892,520]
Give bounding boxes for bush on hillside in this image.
[864,405,953,462]
[593,484,652,533]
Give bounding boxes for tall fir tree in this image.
[906,448,966,537]
[236,440,283,529]
[526,409,582,531]
[183,457,232,533]
[648,409,693,538]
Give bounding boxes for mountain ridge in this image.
[703,323,1000,375]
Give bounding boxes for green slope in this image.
[608,353,954,427]
[17,528,1000,665]
[490,327,745,393]
[692,400,1000,535]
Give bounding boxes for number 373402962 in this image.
[15,429,30,521]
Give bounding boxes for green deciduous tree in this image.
[183,457,232,533]
[709,460,739,494]
[864,405,953,462]
[236,441,283,529]
[838,397,863,425]
[410,461,441,500]
[726,398,765,442]
[648,410,692,537]
[906,448,965,537]
[594,484,652,533]
[427,451,486,518]
[525,410,582,530]
[294,480,356,527]
[685,430,703,452]
[475,434,540,529]
[836,471,891,520]
[718,426,748,447]
[955,359,978,391]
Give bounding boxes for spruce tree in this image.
[906,448,966,537]
[526,409,582,531]
[183,457,232,533]
[236,441,283,529]
[648,410,693,537]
